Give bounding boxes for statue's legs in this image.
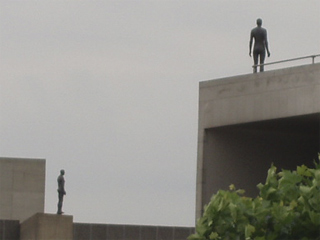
[57,192,64,214]
[259,51,266,72]
[253,52,259,73]
[253,48,266,72]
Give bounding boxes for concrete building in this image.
[2,63,319,239]
[196,63,320,219]
[0,157,193,240]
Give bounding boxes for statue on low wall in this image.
[57,169,66,214]
[249,18,271,73]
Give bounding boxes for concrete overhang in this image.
[196,63,320,219]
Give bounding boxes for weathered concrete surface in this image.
[20,213,73,240]
[0,157,45,222]
[73,223,194,240]
[196,63,320,219]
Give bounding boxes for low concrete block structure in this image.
[0,157,45,222]
[20,213,73,240]
[196,63,320,219]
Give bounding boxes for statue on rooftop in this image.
[249,18,271,73]
[57,169,66,214]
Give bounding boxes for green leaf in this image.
[195,221,208,236]
[229,184,236,191]
[229,203,237,222]
[278,170,302,187]
[257,183,264,190]
[218,198,227,212]
[245,224,255,239]
[309,211,320,225]
[300,186,312,196]
[315,169,320,181]
[289,200,297,210]
[266,187,277,199]
[236,189,245,195]
[209,232,219,240]
[266,165,278,186]
[297,165,312,177]
[188,233,205,240]
[308,195,320,212]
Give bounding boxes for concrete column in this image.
[0,158,45,222]
[20,213,73,240]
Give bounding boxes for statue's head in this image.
[60,169,65,175]
[256,18,262,26]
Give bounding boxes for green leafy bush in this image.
[189,155,320,240]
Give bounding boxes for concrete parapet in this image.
[198,63,320,129]
[20,213,73,240]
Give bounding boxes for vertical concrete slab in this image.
[173,227,193,240]
[124,225,140,240]
[73,223,91,240]
[107,224,124,240]
[91,224,107,240]
[140,226,157,240]
[0,157,45,222]
[157,226,173,240]
[20,213,73,240]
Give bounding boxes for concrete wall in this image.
[0,220,20,240]
[73,223,194,240]
[0,157,46,222]
[196,63,320,219]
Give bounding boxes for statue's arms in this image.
[58,177,66,194]
[249,31,253,57]
[61,180,66,195]
[264,30,270,57]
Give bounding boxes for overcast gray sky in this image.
[1,1,319,227]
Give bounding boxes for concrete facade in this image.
[20,213,73,240]
[196,63,320,219]
[0,157,46,222]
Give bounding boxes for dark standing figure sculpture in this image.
[249,18,271,73]
[57,169,66,214]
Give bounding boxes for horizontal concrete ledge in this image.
[200,63,320,102]
[0,157,46,162]
[200,63,320,88]
[198,63,320,128]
